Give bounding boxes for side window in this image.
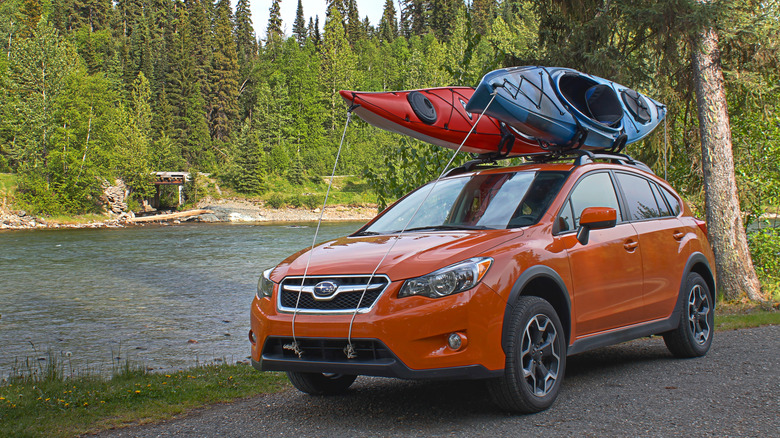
[661,187,681,216]
[616,173,661,220]
[558,172,622,232]
[650,182,672,217]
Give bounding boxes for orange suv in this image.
[249,152,715,413]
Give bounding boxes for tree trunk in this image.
[691,21,766,302]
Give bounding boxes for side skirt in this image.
[566,315,678,356]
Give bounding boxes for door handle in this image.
[624,241,639,251]
[673,231,685,241]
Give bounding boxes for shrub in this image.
[286,194,303,208]
[302,194,322,210]
[265,193,285,209]
[748,227,780,297]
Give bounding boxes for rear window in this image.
[661,187,681,216]
[616,173,662,220]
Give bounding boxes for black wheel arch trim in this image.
[682,252,716,308]
[501,265,572,355]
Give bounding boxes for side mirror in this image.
[576,207,617,245]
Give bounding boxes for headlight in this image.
[398,258,493,298]
[257,268,275,298]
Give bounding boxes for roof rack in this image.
[557,149,654,174]
[444,149,654,178]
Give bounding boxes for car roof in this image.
[445,151,655,179]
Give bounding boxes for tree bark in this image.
[691,21,766,301]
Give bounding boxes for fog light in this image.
[448,332,466,350]
[248,330,256,345]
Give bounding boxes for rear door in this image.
[614,172,689,321]
[554,171,645,338]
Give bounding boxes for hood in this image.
[271,230,523,282]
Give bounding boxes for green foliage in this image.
[364,137,470,210]
[747,228,780,298]
[0,0,775,231]
[265,192,285,209]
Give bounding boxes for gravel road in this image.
[96,325,779,437]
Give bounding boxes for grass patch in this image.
[0,363,287,437]
[44,213,111,225]
[715,299,779,330]
[250,175,377,209]
[715,310,780,330]
[0,173,17,193]
[0,173,17,210]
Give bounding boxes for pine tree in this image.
[398,1,411,38]
[233,118,264,194]
[235,0,257,67]
[185,0,212,103]
[345,0,363,43]
[311,16,322,48]
[292,0,307,45]
[403,0,430,36]
[430,0,462,41]
[266,0,283,43]
[116,0,144,37]
[20,0,43,34]
[325,0,346,20]
[235,0,257,121]
[322,6,356,130]
[209,0,240,143]
[470,0,496,36]
[378,0,398,42]
[167,0,210,166]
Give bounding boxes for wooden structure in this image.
[152,172,191,207]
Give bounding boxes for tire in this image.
[662,272,714,358]
[286,372,357,395]
[487,296,567,413]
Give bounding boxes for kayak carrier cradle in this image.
[444,149,653,177]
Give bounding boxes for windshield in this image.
[360,170,568,234]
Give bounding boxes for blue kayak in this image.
[465,66,667,150]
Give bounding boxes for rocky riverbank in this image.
[0,198,378,231]
[195,197,377,223]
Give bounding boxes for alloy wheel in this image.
[687,284,711,345]
[520,314,561,397]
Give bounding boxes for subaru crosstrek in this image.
[249,152,715,413]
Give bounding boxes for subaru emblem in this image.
[313,281,338,298]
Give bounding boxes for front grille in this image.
[263,337,394,363]
[278,275,390,313]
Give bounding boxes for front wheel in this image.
[487,296,567,413]
[286,372,357,395]
[662,272,714,358]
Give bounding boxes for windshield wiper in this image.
[393,224,493,233]
[352,230,381,236]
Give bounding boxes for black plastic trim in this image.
[502,266,572,352]
[567,318,677,355]
[255,338,503,380]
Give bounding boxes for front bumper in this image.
[252,337,501,380]
[249,281,507,379]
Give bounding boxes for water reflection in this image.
[0,222,363,378]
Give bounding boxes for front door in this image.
[554,171,645,338]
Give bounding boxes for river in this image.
[0,222,365,379]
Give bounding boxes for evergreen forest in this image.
[1,1,779,299]
[0,0,776,213]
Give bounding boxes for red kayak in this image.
[339,88,545,156]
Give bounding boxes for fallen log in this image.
[128,209,214,223]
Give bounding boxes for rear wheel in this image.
[487,296,567,413]
[663,272,714,358]
[286,372,357,395]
